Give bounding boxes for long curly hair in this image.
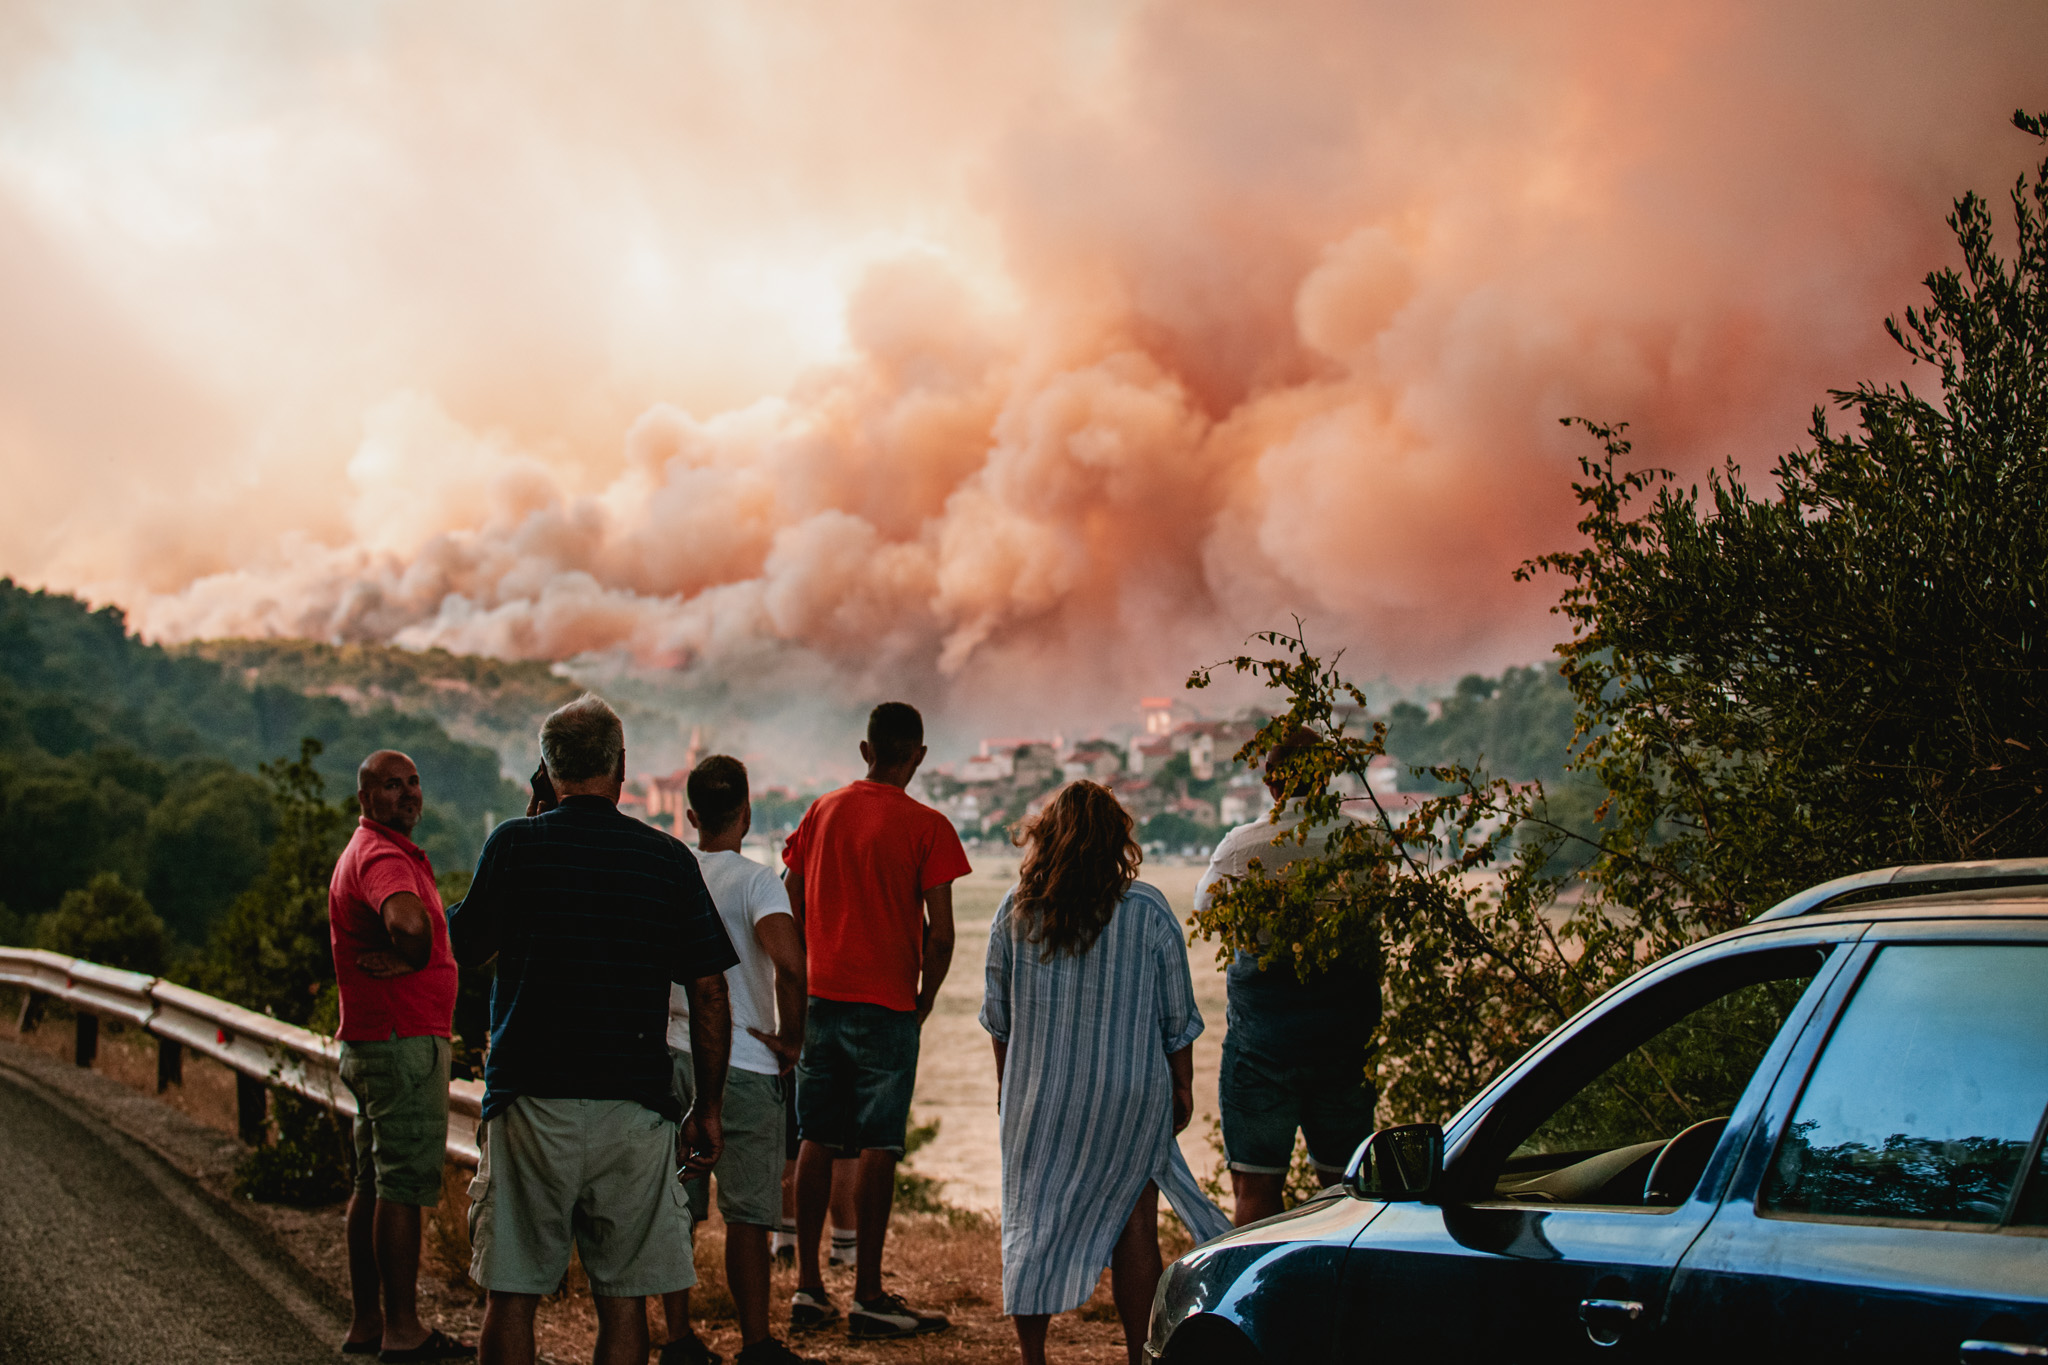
[1011,781,1141,960]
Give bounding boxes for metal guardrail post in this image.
[73,1011,97,1068]
[236,1072,268,1145]
[157,1037,183,1091]
[17,991,44,1034]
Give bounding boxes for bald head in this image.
[358,750,423,836]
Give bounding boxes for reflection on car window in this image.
[1763,945,2048,1225]
[1493,956,1819,1207]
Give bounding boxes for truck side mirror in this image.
[1344,1123,1444,1201]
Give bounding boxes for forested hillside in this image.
[0,580,525,945]
[1381,663,1579,786]
[184,638,582,772]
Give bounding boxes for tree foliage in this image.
[234,1090,357,1206]
[1384,665,1579,788]
[0,581,525,944]
[196,740,353,1025]
[36,871,171,974]
[1192,112,2048,1126]
[1142,809,1225,851]
[0,580,523,874]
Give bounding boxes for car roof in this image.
[1781,885,2048,919]
[1750,856,2048,922]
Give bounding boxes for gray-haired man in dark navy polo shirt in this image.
[450,694,739,1365]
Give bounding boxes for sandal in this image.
[378,1329,476,1362]
[340,1341,380,1356]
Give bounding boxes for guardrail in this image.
[0,947,482,1167]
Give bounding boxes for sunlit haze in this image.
[3,0,2045,735]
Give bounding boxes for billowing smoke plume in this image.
[6,1,2046,733]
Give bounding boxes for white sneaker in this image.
[789,1289,838,1334]
[847,1293,950,1340]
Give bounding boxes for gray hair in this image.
[540,693,624,784]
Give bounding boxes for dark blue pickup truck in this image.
[1147,859,2048,1363]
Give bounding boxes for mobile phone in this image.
[530,762,558,812]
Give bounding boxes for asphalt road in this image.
[0,1063,338,1364]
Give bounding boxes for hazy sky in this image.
[2,1,2044,729]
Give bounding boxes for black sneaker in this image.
[377,1330,475,1362]
[789,1288,839,1333]
[736,1339,824,1365]
[658,1334,721,1365]
[847,1293,950,1340]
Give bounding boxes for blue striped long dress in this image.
[980,880,1233,1316]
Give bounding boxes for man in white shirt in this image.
[660,756,816,1365]
[1193,730,1379,1226]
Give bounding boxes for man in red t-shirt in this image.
[782,702,969,1341]
[330,749,470,1361]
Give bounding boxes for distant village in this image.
[617,696,1410,858]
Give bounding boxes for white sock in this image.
[829,1225,856,1259]
[771,1220,796,1253]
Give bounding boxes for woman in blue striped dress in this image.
[980,781,1232,1365]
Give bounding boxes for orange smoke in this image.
[4,1,2046,729]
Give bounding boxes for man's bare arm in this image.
[746,913,807,1075]
[783,867,805,931]
[358,891,432,978]
[680,972,731,1176]
[914,881,956,1025]
[685,972,732,1106]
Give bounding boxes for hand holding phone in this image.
[527,762,558,817]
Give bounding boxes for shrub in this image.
[36,871,170,974]
[235,1089,356,1206]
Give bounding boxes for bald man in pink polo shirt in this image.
[331,749,470,1362]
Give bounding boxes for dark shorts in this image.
[1218,1031,1375,1176]
[794,997,920,1156]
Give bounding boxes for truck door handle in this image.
[1578,1298,1644,1348]
[1961,1344,2048,1361]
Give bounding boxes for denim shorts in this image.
[1218,1031,1376,1176]
[794,996,921,1156]
[338,1034,451,1206]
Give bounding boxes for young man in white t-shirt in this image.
[660,756,815,1365]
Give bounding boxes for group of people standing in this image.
[327,697,1377,1365]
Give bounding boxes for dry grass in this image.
[403,1189,1153,1364]
[659,1207,1156,1365]
[0,987,1159,1364]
